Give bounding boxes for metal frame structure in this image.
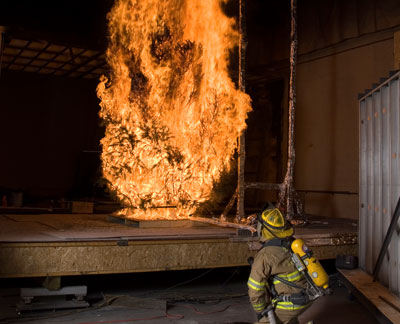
[224,0,301,223]
[0,35,107,79]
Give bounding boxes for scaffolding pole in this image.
[277,0,303,220]
[236,0,247,223]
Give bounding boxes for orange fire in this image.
[97,0,252,219]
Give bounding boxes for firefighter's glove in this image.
[257,304,274,321]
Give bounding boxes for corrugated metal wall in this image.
[359,71,400,296]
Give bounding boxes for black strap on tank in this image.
[272,275,304,291]
[268,278,278,298]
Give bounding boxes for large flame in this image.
[97,0,252,219]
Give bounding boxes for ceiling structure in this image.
[0,0,111,79]
[0,35,107,79]
[0,0,276,81]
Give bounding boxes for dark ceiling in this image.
[0,0,114,78]
[0,0,289,79]
[0,0,113,50]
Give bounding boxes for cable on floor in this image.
[221,267,242,286]
[166,292,248,304]
[133,267,215,299]
[164,268,214,291]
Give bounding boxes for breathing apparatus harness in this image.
[256,209,330,307]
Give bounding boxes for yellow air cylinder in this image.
[291,239,329,289]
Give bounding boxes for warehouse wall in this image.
[295,1,399,219]
[296,39,394,219]
[245,0,400,219]
[0,71,103,202]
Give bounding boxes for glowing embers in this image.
[117,207,181,220]
[97,0,252,218]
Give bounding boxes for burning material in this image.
[97,0,252,219]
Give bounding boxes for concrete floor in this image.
[0,267,380,324]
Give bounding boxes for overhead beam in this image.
[6,40,32,69]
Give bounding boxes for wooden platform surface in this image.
[339,268,400,324]
[0,214,237,242]
[0,213,357,243]
[295,216,357,236]
[0,213,358,278]
[295,216,358,246]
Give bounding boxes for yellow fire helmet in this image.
[257,208,294,239]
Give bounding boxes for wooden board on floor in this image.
[108,216,208,228]
[0,214,235,242]
[339,268,400,324]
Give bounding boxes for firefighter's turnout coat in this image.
[248,243,311,324]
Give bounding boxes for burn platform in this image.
[0,213,357,278]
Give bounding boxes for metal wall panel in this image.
[359,72,400,296]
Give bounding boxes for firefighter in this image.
[248,207,312,324]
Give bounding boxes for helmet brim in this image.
[273,226,294,238]
[262,225,294,239]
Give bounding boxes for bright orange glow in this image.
[97,0,252,219]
